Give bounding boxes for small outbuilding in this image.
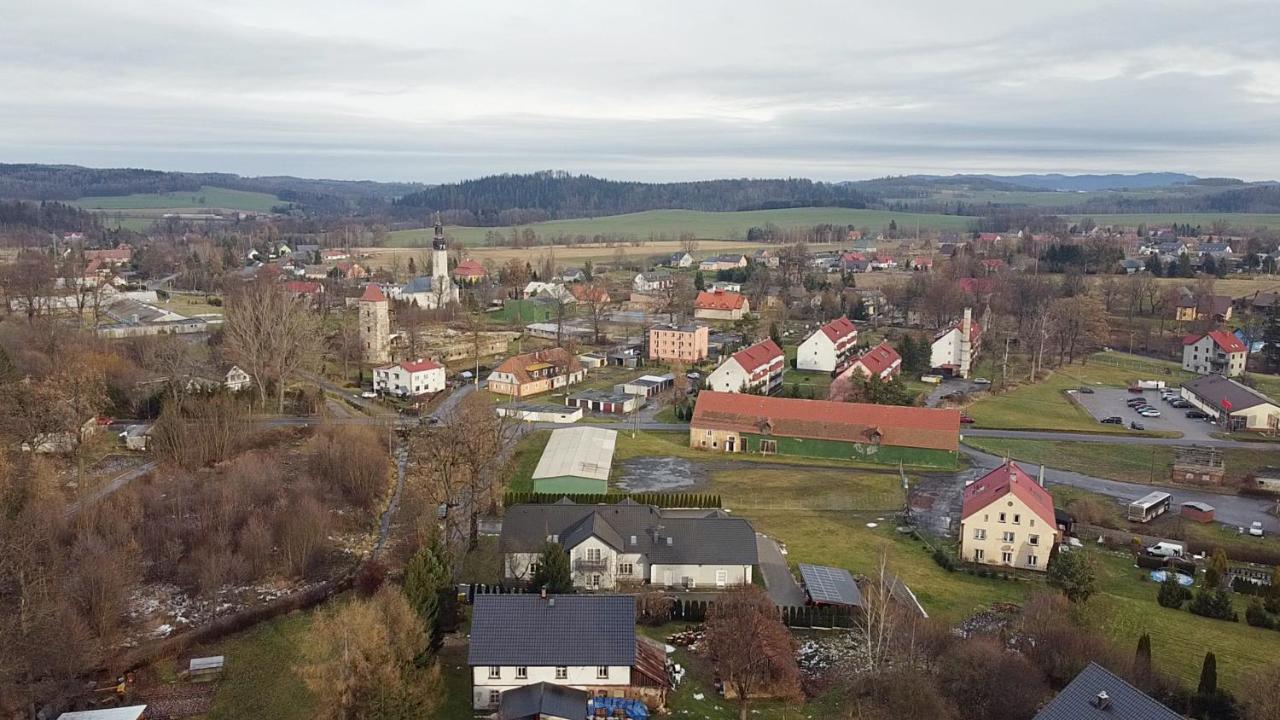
[496,404,583,424]
[531,427,618,493]
[1180,501,1216,523]
[499,682,589,720]
[799,563,864,608]
[56,708,148,720]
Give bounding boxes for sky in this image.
[2,0,1279,184]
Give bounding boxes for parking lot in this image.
[1069,386,1219,441]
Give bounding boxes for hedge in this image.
[503,491,722,508]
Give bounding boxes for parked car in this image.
[1126,398,1148,407]
[1138,408,1161,417]
[959,414,976,424]
[1130,421,1145,430]
[421,415,441,426]
[1101,416,1124,425]
[1078,386,1095,394]
[972,378,991,386]
[360,391,378,399]
[1250,522,1265,537]
[1171,400,1191,408]
[1186,410,1210,419]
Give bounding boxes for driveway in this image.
[924,379,988,408]
[756,534,807,606]
[1070,386,1218,441]
[961,446,1280,532]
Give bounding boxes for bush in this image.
[932,548,956,571]
[1157,575,1192,609]
[1188,588,1238,622]
[1232,576,1267,596]
[1245,598,1275,629]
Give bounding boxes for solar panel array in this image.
[799,563,863,607]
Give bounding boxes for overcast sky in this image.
[2,0,1278,183]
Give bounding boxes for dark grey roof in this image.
[499,503,758,566]
[1033,663,1182,720]
[499,682,589,720]
[403,276,435,293]
[799,564,864,607]
[468,595,635,666]
[1183,374,1276,413]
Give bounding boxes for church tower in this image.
[359,283,390,364]
[432,212,449,283]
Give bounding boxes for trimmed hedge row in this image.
[503,491,722,508]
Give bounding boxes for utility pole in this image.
[1001,336,1011,390]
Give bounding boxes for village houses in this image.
[647,323,709,363]
[836,340,901,383]
[795,316,858,372]
[487,348,587,398]
[373,358,446,397]
[930,307,980,378]
[693,289,750,321]
[704,338,784,394]
[960,460,1059,571]
[1182,330,1248,377]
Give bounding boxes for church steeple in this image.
[432,211,446,250]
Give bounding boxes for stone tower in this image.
[431,211,449,283]
[359,283,390,364]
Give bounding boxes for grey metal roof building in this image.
[500,500,758,566]
[498,681,589,720]
[531,427,618,493]
[1033,663,1182,720]
[468,594,636,667]
[1183,374,1275,413]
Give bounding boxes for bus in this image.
[1128,491,1173,523]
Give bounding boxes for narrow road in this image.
[755,534,807,606]
[372,440,409,558]
[961,446,1279,532]
[965,428,1276,450]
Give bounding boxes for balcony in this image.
[574,558,611,572]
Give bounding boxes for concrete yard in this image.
[1069,386,1219,441]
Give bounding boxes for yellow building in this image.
[959,461,1059,571]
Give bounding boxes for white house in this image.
[468,594,669,710]
[186,365,252,393]
[374,358,446,396]
[666,252,694,269]
[705,338,784,394]
[632,271,673,293]
[796,316,859,372]
[1182,330,1248,377]
[930,307,981,378]
[523,281,574,302]
[499,501,758,590]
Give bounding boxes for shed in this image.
[187,655,225,680]
[496,404,583,424]
[1180,501,1216,523]
[499,682,589,720]
[531,427,618,493]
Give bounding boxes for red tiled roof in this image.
[695,290,746,311]
[569,284,609,302]
[1186,330,1246,353]
[452,259,487,277]
[399,358,443,373]
[731,339,783,371]
[849,341,901,377]
[360,284,387,302]
[283,280,321,294]
[819,317,858,343]
[912,255,933,265]
[841,252,866,263]
[961,461,1056,525]
[494,348,583,384]
[691,391,960,452]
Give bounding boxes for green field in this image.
[389,207,978,247]
[1066,213,1280,231]
[74,185,283,212]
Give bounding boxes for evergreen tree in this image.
[1178,253,1194,278]
[694,270,706,291]
[1145,254,1163,276]
[1202,254,1218,276]
[1198,652,1218,696]
[769,322,782,347]
[531,541,573,594]
[408,256,417,276]
[403,536,452,652]
[1047,547,1097,603]
[1135,633,1152,681]
[1205,548,1229,589]
[1265,304,1280,373]
[0,344,17,384]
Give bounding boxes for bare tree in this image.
[578,282,612,344]
[223,277,321,412]
[704,584,801,720]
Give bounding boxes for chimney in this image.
[666,536,673,547]
[1038,466,1045,487]
[540,587,547,599]
[1093,690,1111,710]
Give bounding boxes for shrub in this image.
[1157,575,1192,609]
[1245,598,1275,629]
[931,548,956,571]
[1188,588,1238,622]
[355,559,388,597]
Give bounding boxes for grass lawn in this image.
[966,437,1279,487]
[203,611,316,720]
[389,208,976,247]
[75,185,283,212]
[506,429,551,492]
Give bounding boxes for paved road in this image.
[961,446,1280,532]
[755,533,807,605]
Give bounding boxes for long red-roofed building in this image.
[705,339,785,395]
[694,289,750,320]
[689,390,959,468]
[960,460,1058,571]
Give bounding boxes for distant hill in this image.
[393,170,872,224]
[960,172,1203,191]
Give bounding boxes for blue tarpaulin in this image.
[589,697,649,719]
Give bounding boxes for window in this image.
[1013,514,1021,525]
[716,569,728,587]
[529,562,540,574]
[760,439,777,455]
[585,548,602,562]
[619,562,634,576]
[1027,554,1038,567]
[1001,551,1013,564]
[973,528,986,540]
[591,573,601,589]
[974,549,984,561]
[597,666,610,679]
[1029,534,1039,546]
[1029,519,1036,527]
[998,512,1006,523]
[488,666,501,679]
[515,667,528,679]
[555,666,568,680]
[489,690,501,706]
[1002,531,1015,543]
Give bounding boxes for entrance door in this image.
[662,570,673,586]
[726,437,735,452]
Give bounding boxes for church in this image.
[390,214,459,309]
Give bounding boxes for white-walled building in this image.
[705,338,784,394]
[930,307,981,378]
[960,460,1059,572]
[374,358,446,396]
[1182,330,1248,377]
[796,316,859,372]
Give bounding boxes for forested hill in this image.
[0,164,423,212]
[392,171,870,224]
